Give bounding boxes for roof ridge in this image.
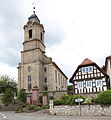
[79,58,94,66]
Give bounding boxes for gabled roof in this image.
[79,58,95,66]
[52,62,68,79]
[69,58,108,83]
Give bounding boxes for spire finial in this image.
[32,2,36,14]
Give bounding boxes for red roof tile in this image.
[79,58,94,66]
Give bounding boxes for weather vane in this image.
[32,2,35,14]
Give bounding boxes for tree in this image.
[0,75,17,94]
[95,90,111,104]
[17,89,27,103]
[0,75,17,105]
[1,88,14,106]
[67,85,74,91]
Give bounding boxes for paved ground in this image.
[0,111,111,120]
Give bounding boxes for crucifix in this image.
[32,2,36,14]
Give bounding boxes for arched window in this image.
[45,77,47,83]
[27,75,31,91]
[44,86,48,91]
[44,67,47,72]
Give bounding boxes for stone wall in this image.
[49,104,111,116]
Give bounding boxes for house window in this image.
[82,68,85,72]
[86,81,92,87]
[29,29,32,38]
[45,77,47,83]
[40,32,42,40]
[86,67,89,72]
[81,66,92,73]
[28,75,31,91]
[96,80,102,86]
[89,67,92,72]
[77,82,83,88]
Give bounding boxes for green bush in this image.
[53,94,85,105]
[84,97,92,104]
[1,88,14,105]
[54,99,62,105]
[66,94,85,105]
[49,96,54,100]
[95,90,111,104]
[34,106,41,111]
[22,108,27,112]
[15,106,19,112]
[42,92,48,95]
[39,96,42,104]
[58,94,70,105]
[17,89,27,103]
[41,105,49,109]
[29,104,35,110]
[22,103,26,108]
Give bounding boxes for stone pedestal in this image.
[27,95,32,105]
[32,86,39,105]
[42,95,48,106]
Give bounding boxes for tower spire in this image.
[28,0,40,23]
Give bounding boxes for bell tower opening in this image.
[29,29,32,38]
[40,32,42,40]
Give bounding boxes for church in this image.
[17,12,67,92]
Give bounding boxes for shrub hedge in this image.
[95,90,111,104]
[54,94,85,105]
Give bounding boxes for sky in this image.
[0,0,111,82]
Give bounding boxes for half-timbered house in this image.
[70,58,109,96]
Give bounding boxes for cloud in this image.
[0,0,111,80]
[0,0,25,67]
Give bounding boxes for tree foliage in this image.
[1,88,14,105]
[84,97,93,104]
[67,85,74,91]
[95,90,111,104]
[17,89,27,103]
[0,75,17,105]
[0,75,17,94]
[54,94,85,105]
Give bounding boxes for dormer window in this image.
[29,29,32,38]
[81,66,92,73]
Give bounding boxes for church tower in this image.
[18,10,68,92]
